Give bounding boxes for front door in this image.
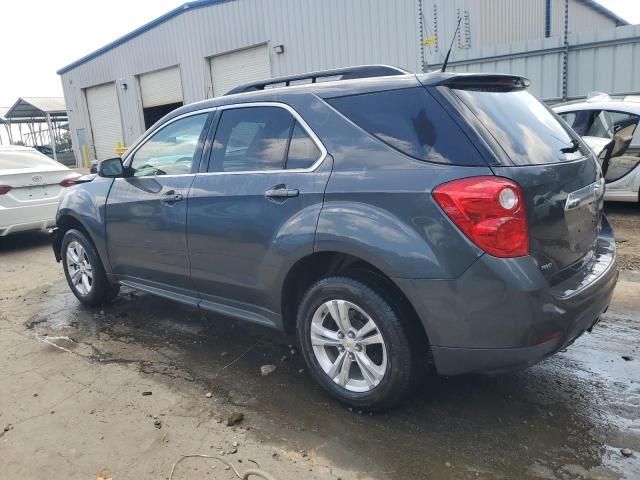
[187,105,330,322]
[106,112,211,299]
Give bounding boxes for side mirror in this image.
[97,157,124,178]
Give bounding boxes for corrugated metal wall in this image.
[61,0,422,160]
[422,0,616,62]
[60,0,624,164]
[550,0,616,37]
[430,24,640,102]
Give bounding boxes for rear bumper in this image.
[395,221,618,376]
[0,202,58,236]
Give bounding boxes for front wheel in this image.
[62,229,119,306]
[296,277,416,411]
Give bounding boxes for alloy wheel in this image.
[66,240,94,296]
[310,299,388,393]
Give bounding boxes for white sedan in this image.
[0,146,80,236]
[554,94,640,203]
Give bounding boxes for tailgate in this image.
[444,77,604,279]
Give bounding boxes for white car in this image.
[0,146,80,236]
[554,94,640,203]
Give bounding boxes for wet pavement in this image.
[21,272,639,480]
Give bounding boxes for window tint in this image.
[327,87,480,165]
[286,122,321,169]
[586,110,614,138]
[560,110,595,136]
[130,113,208,177]
[210,107,294,172]
[454,89,590,164]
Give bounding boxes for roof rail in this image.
[224,64,409,95]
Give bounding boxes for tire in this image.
[61,229,119,306]
[296,276,415,411]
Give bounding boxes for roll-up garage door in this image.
[210,45,271,97]
[85,82,124,161]
[139,66,184,129]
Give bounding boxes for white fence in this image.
[426,24,640,102]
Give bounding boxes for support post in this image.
[46,113,57,161]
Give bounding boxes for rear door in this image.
[445,84,604,280]
[187,104,330,322]
[106,112,211,298]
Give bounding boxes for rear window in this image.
[453,89,590,165]
[0,149,64,171]
[326,87,482,165]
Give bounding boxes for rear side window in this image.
[286,122,321,169]
[454,89,590,164]
[326,87,481,165]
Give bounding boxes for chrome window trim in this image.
[123,102,328,176]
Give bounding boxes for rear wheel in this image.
[62,229,119,306]
[297,277,416,410]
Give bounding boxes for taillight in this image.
[433,176,529,258]
[59,177,78,188]
[0,185,11,195]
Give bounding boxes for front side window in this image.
[130,113,208,177]
[208,106,322,172]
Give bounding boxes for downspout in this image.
[545,0,551,37]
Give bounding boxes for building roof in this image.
[579,0,629,27]
[57,0,230,75]
[4,97,68,121]
[57,0,630,76]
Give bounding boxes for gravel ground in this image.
[606,203,640,270]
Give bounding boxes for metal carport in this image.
[4,97,68,161]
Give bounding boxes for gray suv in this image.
[52,66,618,410]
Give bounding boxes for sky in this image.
[1,0,639,110]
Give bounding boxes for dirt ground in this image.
[0,205,639,480]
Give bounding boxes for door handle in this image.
[264,187,299,199]
[161,190,184,205]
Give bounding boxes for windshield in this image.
[453,89,591,165]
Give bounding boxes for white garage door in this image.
[210,45,271,97]
[85,83,124,161]
[139,66,183,108]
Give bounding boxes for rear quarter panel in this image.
[297,91,491,279]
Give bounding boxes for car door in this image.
[187,104,331,325]
[106,111,211,300]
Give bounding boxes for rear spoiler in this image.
[427,74,531,92]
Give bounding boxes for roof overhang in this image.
[578,0,630,26]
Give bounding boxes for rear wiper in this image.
[561,139,580,154]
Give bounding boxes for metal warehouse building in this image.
[58,0,634,166]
